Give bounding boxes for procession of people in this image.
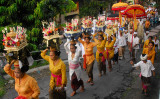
[2,2,160,99]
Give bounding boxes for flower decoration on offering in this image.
[2,26,28,52]
[81,16,93,28]
[105,21,114,36]
[64,19,82,40]
[42,21,61,47]
[95,16,106,32]
[42,21,60,39]
[81,16,93,33]
[96,16,105,26]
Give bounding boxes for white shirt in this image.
[124,33,128,41]
[114,39,119,54]
[64,41,81,64]
[144,34,149,42]
[118,36,126,47]
[153,39,160,49]
[128,33,133,43]
[64,41,82,80]
[133,60,155,77]
[133,36,139,49]
[80,39,85,57]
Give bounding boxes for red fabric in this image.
[125,7,146,18]
[83,54,93,69]
[14,96,26,99]
[107,17,119,20]
[43,27,45,31]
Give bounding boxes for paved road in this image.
[1,26,160,99]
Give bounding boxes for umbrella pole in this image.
[119,11,122,27]
[131,9,136,60]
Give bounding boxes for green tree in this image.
[0,0,76,52]
[79,0,111,18]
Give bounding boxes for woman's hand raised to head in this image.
[10,60,16,65]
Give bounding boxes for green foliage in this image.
[29,60,49,69]
[34,0,77,21]
[79,0,109,18]
[0,0,76,52]
[0,76,6,97]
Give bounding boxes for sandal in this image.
[80,86,85,92]
[70,91,76,96]
[99,73,102,77]
[86,79,91,83]
[90,81,94,86]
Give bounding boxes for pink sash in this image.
[69,63,79,69]
[51,73,62,86]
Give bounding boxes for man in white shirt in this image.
[128,29,134,58]
[113,35,119,64]
[144,31,149,42]
[123,29,128,44]
[118,29,126,60]
[132,32,140,61]
[130,54,155,96]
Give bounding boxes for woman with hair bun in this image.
[105,35,116,72]
[93,31,107,77]
[41,47,67,99]
[4,60,40,99]
[78,33,98,86]
[64,39,84,96]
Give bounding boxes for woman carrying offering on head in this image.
[105,35,116,72]
[64,39,84,96]
[4,60,40,99]
[41,47,67,99]
[78,33,98,85]
[93,31,107,77]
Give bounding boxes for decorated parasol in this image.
[125,4,145,49]
[125,4,145,31]
[112,1,128,26]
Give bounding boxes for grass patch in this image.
[121,75,138,99]
[29,60,49,69]
[0,76,6,97]
[121,87,132,99]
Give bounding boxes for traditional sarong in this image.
[83,53,93,69]
[71,72,83,91]
[113,52,118,62]
[97,62,106,74]
[86,61,94,81]
[141,76,151,90]
[106,49,113,60]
